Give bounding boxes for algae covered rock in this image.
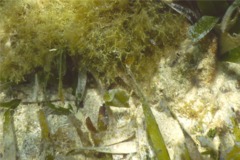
[0,0,186,84]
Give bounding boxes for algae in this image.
[0,0,186,84]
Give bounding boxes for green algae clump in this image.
[0,0,187,84]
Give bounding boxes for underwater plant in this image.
[3,0,240,159]
[0,1,188,159]
[0,0,186,85]
[174,0,240,63]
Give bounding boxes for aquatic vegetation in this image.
[1,0,240,159]
[38,109,55,159]
[0,0,186,84]
[0,99,21,110]
[223,114,240,159]
[0,99,21,160]
[125,66,171,160]
[221,46,240,63]
[181,0,240,60]
[0,6,187,158]
[189,16,219,42]
[103,88,130,108]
